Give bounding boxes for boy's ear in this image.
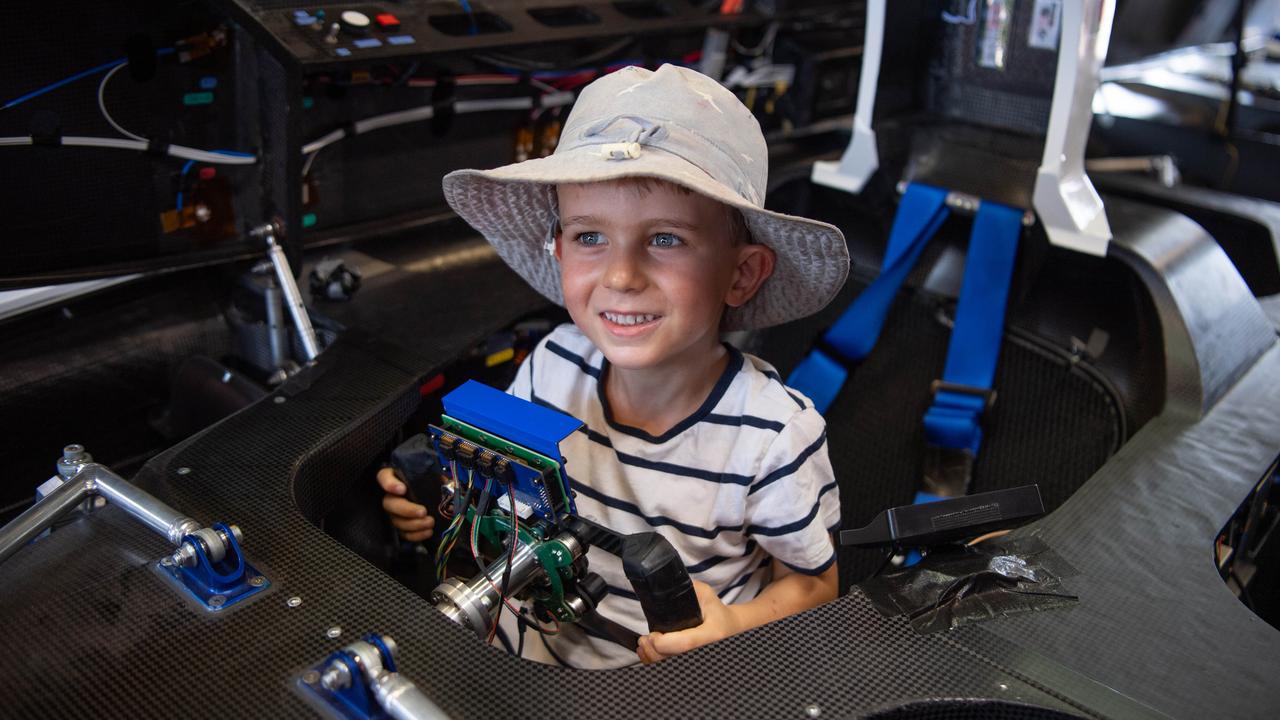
[725,243,776,308]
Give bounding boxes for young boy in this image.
[378,64,850,668]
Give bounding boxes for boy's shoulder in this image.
[732,351,821,428]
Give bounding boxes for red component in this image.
[420,374,445,396]
[374,13,400,30]
[198,167,217,180]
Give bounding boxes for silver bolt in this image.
[805,704,822,719]
[997,683,1009,691]
[194,204,212,223]
[250,576,266,587]
[287,596,303,608]
[302,670,320,685]
[209,594,227,608]
[170,542,198,568]
[274,396,286,404]
[176,467,191,475]
[320,661,351,690]
[326,626,342,639]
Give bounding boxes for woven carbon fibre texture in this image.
[0,334,1108,719]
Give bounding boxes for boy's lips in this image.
[599,311,663,337]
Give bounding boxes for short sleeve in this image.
[506,347,534,400]
[743,406,840,575]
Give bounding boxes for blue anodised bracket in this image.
[158,521,269,611]
[303,633,397,720]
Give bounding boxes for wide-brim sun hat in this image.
[442,63,849,331]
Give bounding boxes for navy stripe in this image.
[546,340,601,379]
[536,395,757,487]
[782,551,837,577]
[718,557,770,598]
[614,452,754,486]
[569,478,742,539]
[762,369,807,409]
[745,497,823,537]
[747,430,829,496]
[704,413,786,432]
[685,539,757,574]
[600,346,745,443]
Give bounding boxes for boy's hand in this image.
[637,581,738,664]
[376,467,435,542]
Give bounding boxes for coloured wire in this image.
[97,62,146,141]
[465,475,525,632]
[0,47,176,111]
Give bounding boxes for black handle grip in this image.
[621,532,703,633]
[388,433,439,506]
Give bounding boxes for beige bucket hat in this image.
[442,63,849,330]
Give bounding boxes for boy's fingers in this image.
[649,626,710,657]
[637,634,666,664]
[382,495,428,519]
[390,515,434,533]
[401,528,433,542]
[376,467,406,495]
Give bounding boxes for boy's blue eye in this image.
[651,233,683,248]
[575,232,605,246]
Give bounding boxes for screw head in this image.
[287,596,303,608]
[805,704,822,719]
[250,576,266,587]
[274,396,286,404]
[176,467,191,475]
[209,594,227,608]
[302,670,320,685]
[326,626,342,639]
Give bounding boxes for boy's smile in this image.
[555,180,773,377]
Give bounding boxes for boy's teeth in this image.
[603,312,659,326]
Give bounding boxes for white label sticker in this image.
[1029,0,1063,51]
[978,0,1012,70]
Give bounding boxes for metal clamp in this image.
[0,445,269,611]
[301,634,449,720]
[929,379,997,412]
[922,445,975,499]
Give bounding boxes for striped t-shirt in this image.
[502,324,840,669]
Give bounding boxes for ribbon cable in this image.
[787,183,951,412]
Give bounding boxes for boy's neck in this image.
[603,339,730,437]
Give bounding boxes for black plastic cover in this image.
[841,485,1045,550]
[860,535,1077,634]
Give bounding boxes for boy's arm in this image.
[638,553,837,663]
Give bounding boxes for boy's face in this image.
[555,180,773,372]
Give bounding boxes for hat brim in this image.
[443,146,849,331]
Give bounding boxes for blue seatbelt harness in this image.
[788,182,1023,501]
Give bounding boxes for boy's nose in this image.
[602,248,647,292]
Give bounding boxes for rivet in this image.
[176,467,192,475]
[326,626,342,639]
[274,396,287,404]
[287,596,303,608]
[805,704,821,718]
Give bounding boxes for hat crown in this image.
[557,65,769,207]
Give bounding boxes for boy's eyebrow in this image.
[560,215,702,231]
